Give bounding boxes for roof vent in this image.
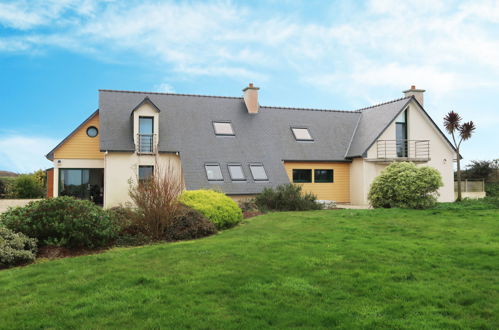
[403,85,425,107]
[242,83,260,114]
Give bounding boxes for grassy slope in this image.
[1,208,498,329]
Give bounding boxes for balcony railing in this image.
[376,139,430,161]
[136,134,157,154]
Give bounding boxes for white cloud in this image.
[0,135,58,173]
[154,83,175,93]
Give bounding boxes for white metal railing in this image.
[136,134,157,154]
[376,139,430,160]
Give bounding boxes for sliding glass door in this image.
[59,169,104,205]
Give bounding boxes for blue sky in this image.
[0,0,498,173]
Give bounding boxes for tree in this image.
[443,111,476,201]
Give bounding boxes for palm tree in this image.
[443,111,476,201]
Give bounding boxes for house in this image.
[46,84,457,207]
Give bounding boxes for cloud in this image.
[154,83,175,93]
[0,135,58,173]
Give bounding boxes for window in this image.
[292,169,312,183]
[205,164,224,181]
[396,109,408,157]
[314,169,334,183]
[139,117,154,153]
[249,164,268,181]
[86,126,98,138]
[228,164,245,181]
[291,128,313,141]
[139,166,154,182]
[213,122,234,136]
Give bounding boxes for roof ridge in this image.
[99,89,244,100]
[356,96,412,112]
[260,105,360,113]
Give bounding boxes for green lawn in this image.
[1,207,498,329]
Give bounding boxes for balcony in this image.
[136,134,157,154]
[372,139,430,162]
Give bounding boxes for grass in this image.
[1,206,498,329]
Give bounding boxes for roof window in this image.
[291,127,313,141]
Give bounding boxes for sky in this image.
[0,0,498,173]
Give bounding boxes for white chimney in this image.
[243,83,260,114]
[403,85,425,107]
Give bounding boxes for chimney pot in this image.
[403,85,426,107]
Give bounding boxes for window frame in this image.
[138,165,154,182]
[227,163,246,181]
[212,121,235,136]
[139,116,154,134]
[292,169,313,183]
[204,163,224,182]
[249,163,269,181]
[314,169,334,183]
[86,126,99,138]
[291,127,314,141]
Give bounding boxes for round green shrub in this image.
[368,162,443,209]
[0,197,117,249]
[0,227,37,268]
[178,190,242,229]
[9,174,44,198]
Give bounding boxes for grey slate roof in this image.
[345,97,412,158]
[97,90,415,194]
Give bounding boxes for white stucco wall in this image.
[103,152,182,208]
[358,100,456,204]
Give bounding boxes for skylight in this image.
[228,164,245,181]
[213,122,234,136]
[205,164,224,181]
[291,127,313,141]
[249,164,268,181]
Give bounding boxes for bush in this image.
[179,190,242,229]
[0,197,116,249]
[106,206,152,246]
[254,184,323,212]
[0,179,6,198]
[368,162,443,209]
[129,162,183,240]
[0,227,37,268]
[485,183,499,197]
[166,205,217,241]
[238,199,259,212]
[8,174,44,198]
[435,197,499,210]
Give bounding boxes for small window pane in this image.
[205,164,223,181]
[396,110,407,123]
[86,126,98,138]
[314,169,334,183]
[293,169,312,183]
[249,165,268,181]
[292,128,313,141]
[213,122,234,135]
[139,166,154,181]
[228,165,245,181]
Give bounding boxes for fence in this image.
[454,180,485,192]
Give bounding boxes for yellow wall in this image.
[54,113,104,159]
[283,162,350,202]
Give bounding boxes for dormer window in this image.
[139,117,154,153]
[213,122,234,136]
[291,127,313,141]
